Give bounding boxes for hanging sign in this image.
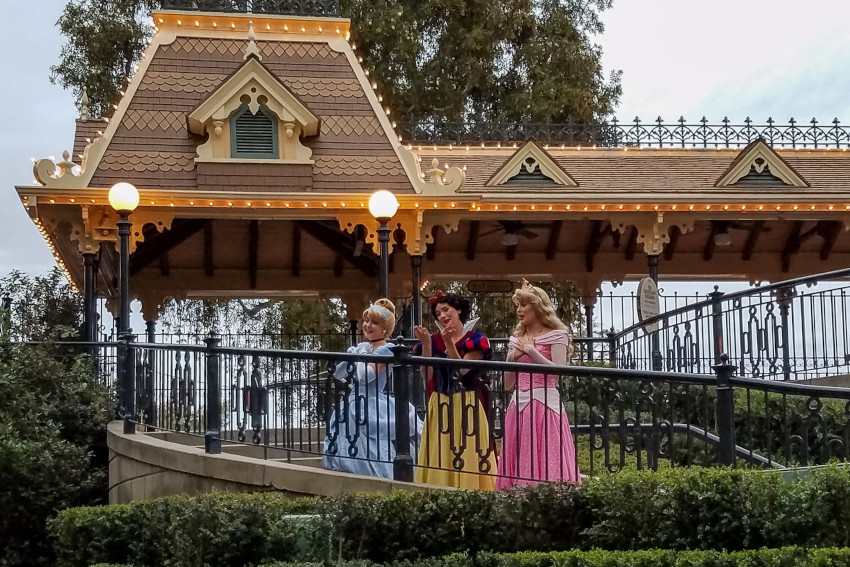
[636,277,660,334]
[467,279,514,294]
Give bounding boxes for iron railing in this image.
[103,336,850,484]
[159,0,340,17]
[614,268,850,381]
[400,117,850,149]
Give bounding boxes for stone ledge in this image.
[107,421,435,504]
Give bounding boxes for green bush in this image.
[264,547,850,567]
[50,492,323,567]
[0,343,111,567]
[50,466,850,567]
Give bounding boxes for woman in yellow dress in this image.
[412,291,496,490]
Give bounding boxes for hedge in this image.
[265,548,850,567]
[50,466,850,567]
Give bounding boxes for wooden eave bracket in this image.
[615,212,694,255]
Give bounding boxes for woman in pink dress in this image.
[496,279,581,489]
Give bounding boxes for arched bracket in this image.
[614,212,694,256]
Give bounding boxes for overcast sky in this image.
[3,0,850,286]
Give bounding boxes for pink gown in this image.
[496,329,581,489]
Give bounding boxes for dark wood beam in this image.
[204,222,214,277]
[248,220,259,289]
[742,220,766,261]
[426,226,438,261]
[585,220,613,272]
[506,244,517,261]
[130,219,208,276]
[625,226,638,261]
[291,223,301,277]
[159,252,170,277]
[466,220,480,261]
[334,253,344,277]
[703,224,717,262]
[664,226,681,262]
[819,221,843,261]
[296,220,378,277]
[545,220,562,260]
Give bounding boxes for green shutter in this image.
[230,105,278,158]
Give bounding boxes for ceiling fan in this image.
[480,220,541,246]
[710,220,771,246]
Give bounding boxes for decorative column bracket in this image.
[614,212,694,256]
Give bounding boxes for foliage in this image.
[49,466,850,566]
[264,548,850,567]
[420,280,584,339]
[0,345,112,567]
[50,0,156,118]
[157,297,350,350]
[53,1,621,124]
[0,269,83,341]
[344,0,622,124]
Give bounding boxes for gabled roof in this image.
[485,140,577,188]
[715,138,809,188]
[187,55,319,137]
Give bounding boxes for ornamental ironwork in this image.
[399,117,850,149]
[160,0,340,17]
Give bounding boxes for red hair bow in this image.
[428,290,446,304]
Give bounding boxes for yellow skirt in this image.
[415,391,496,490]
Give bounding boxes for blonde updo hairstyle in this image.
[512,280,568,338]
[362,298,396,338]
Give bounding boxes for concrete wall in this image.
[107,421,430,504]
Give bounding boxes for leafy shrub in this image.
[0,343,111,567]
[50,466,850,567]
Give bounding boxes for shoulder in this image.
[536,329,571,346]
[462,331,492,353]
[374,344,394,356]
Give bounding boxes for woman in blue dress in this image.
[323,298,422,478]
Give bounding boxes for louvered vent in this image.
[231,107,277,158]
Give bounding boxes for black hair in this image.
[430,293,472,323]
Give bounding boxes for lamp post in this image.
[368,190,399,299]
[109,182,139,433]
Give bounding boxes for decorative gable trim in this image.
[188,56,318,163]
[715,138,809,188]
[485,140,578,188]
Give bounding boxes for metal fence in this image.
[614,268,850,381]
[108,336,850,485]
[400,117,850,149]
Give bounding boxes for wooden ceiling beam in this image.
[545,220,562,260]
[248,219,259,289]
[334,253,344,277]
[466,220,479,261]
[818,220,843,261]
[585,220,614,272]
[291,223,301,277]
[130,218,208,276]
[296,220,378,277]
[204,222,214,277]
[506,244,517,261]
[664,226,681,262]
[426,226,438,261]
[703,224,717,261]
[625,226,638,261]
[742,220,766,261]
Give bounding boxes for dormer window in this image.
[230,104,278,159]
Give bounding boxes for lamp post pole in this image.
[377,218,391,299]
[368,190,399,299]
[109,182,140,435]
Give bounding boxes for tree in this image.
[52,0,621,123]
[0,270,111,567]
[50,0,156,118]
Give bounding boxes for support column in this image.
[82,252,98,344]
[410,255,423,332]
[583,302,595,361]
[349,319,359,347]
[410,254,425,413]
[648,254,662,371]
